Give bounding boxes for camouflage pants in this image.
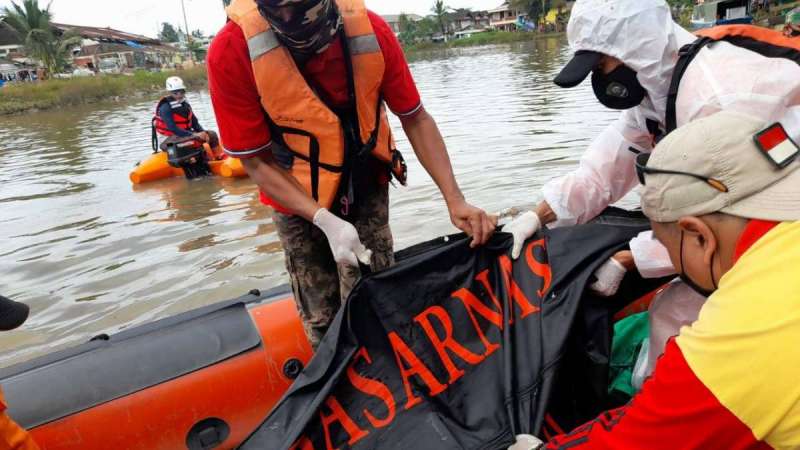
[273,184,394,350]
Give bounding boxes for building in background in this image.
[450,9,491,37]
[488,2,527,32]
[0,22,24,60]
[381,14,424,36]
[54,24,183,72]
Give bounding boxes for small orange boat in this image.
[130,144,249,185]
[0,287,311,450]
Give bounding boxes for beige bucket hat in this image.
[641,110,800,223]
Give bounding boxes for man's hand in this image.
[448,199,497,248]
[194,132,210,143]
[313,209,372,267]
[589,251,635,297]
[504,211,542,260]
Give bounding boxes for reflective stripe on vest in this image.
[248,30,280,61]
[348,34,380,55]
[227,0,395,210]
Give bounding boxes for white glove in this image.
[504,211,542,260]
[313,209,372,267]
[508,434,544,450]
[589,257,628,297]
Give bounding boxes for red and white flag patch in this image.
[754,123,800,169]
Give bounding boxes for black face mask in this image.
[679,231,717,298]
[591,64,646,110]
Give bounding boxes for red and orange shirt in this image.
[547,220,800,449]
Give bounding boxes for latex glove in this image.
[504,211,542,260]
[589,256,628,297]
[313,209,372,267]
[508,434,544,450]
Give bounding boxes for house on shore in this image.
[0,22,24,60]
[488,2,528,31]
[381,14,424,36]
[53,24,183,71]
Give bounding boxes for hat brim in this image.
[553,50,604,88]
[0,296,29,331]
[721,163,800,222]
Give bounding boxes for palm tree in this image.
[1,0,81,76]
[431,0,450,39]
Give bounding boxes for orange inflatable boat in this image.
[0,287,312,450]
[130,146,248,185]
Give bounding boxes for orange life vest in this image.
[666,25,800,135]
[153,96,195,137]
[226,0,405,210]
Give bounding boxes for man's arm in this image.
[190,114,204,133]
[400,108,496,247]
[241,152,320,221]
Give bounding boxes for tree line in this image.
[1,0,82,76]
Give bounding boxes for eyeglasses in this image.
[635,153,729,193]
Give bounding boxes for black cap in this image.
[0,296,30,331]
[553,50,604,88]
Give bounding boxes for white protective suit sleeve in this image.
[541,110,653,228]
[542,0,695,229]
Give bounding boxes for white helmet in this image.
[166,76,186,92]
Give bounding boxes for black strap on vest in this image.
[666,32,800,137]
[665,37,712,136]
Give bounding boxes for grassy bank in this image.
[1,31,560,115]
[0,67,208,115]
[403,31,564,54]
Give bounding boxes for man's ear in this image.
[678,216,718,265]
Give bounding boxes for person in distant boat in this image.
[545,111,800,449]
[207,0,496,349]
[0,295,40,450]
[152,76,222,158]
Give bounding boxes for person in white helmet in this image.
[505,0,800,298]
[152,76,221,156]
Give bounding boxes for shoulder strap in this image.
[665,37,712,135]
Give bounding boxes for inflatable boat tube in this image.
[0,286,311,450]
[130,151,248,185]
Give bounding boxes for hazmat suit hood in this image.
[565,0,696,123]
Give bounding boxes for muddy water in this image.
[0,37,623,367]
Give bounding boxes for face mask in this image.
[591,64,646,110]
[259,0,341,58]
[679,231,718,298]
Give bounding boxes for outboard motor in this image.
[161,137,212,180]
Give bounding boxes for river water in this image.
[0,37,623,367]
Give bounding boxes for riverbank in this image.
[403,31,564,54]
[0,31,563,116]
[0,67,207,115]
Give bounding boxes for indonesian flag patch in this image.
[754,123,800,169]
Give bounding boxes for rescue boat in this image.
[0,286,311,450]
[129,147,248,185]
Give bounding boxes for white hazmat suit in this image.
[542,0,800,278]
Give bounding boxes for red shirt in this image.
[545,221,781,450]
[207,11,422,160]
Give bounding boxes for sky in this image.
[0,0,505,38]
